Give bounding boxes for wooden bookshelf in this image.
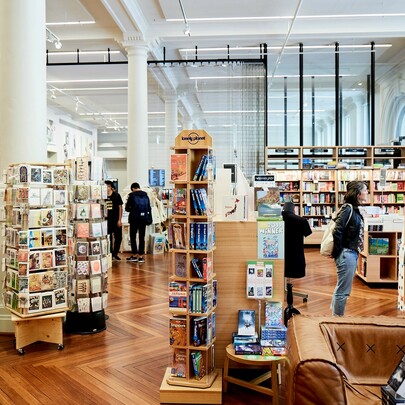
[165,130,219,392]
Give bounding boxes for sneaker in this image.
[138,257,145,263]
[113,255,121,261]
[126,256,138,262]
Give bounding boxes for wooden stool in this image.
[11,312,65,354]
[223,344,285,405]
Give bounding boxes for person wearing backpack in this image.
[125,182,152,263]
[331,180,368,316]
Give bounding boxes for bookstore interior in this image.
[3,1,405,404]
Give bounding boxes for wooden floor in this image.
[0,247,403,405]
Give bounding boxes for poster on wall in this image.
[257,219,284,259]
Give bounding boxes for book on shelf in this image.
[192,316,207,347]
[172,188,187,215]
[190,350,206,379]
[191,258,204,278]
[170,222,187,250]
[189,283,212,314]
[232,331,259,346]
[169,317,187,346]
[171,348,187,378]
[237,309,256,336]
[174,253,187,277]
[169,281,187,310]
[256,188,282,218]
[170,154,188,182]
[193,155,207,181]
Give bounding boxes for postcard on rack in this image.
[40,187,53,206]
[42,169,53,185]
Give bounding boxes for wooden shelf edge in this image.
[166,368,218,389]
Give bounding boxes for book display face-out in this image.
[3,163,70,316]
[67,157,109,320]
[166,130,218,390]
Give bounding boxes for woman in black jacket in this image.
[331,180,368,316]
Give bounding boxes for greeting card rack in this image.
[64,157,110,334]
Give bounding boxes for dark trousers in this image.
[109,226,122,256]
[129,221,146,255]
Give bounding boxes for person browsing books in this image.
[105,181,123,261]
[331,180,367,316]
[125,182,152,263]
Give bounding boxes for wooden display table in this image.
[223,344,285,405]
[11,312,65,354]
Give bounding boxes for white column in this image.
[0,0,47,174]
[125,42,149,188]
[165,94,178,144]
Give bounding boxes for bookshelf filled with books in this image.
[64,157,110,334]
[166,130,218,391]
[2,163,70,317]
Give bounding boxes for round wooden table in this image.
[223,344,285,405]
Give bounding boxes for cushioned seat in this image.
[284,315,405,404]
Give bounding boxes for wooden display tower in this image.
[160,130,221,404]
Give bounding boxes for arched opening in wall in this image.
[395,103,405,142]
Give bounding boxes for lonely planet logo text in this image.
[182,132,205,145]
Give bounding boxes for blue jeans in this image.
[331,248,358,316]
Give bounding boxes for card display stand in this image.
[64,157,109,334]
[163,130,220,398]
[3,163,69,318]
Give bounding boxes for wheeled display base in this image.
[64,309,106,334]
[11,312,65,355]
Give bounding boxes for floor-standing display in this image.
[161,130,220,403]
[65,157,110,334]
[3,163,70,352]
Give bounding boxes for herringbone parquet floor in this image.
[0,248,401,404]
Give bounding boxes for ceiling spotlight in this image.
[179,0,191,36]
[183,23,191,36]
[46,27,62,49]
[50,90,56,99]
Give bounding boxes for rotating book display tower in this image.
[161,130,221,404]
[64,157,110,334]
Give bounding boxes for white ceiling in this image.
[45,0,405,149]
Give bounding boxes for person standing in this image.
[105,180,123,261]
[125,182,152,263]
[331,180,368,316]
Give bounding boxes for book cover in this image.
[174,253,187,277]
[192,316,207,347]
[256,188,282,218]
[172,188,187,215]
[257,219,285,259]
[195,189,207,215]
[171,154,188,182]
[191,258,203,278]
[171,222,186,250]
[169,281,187,309]
[171,348,187,378]
[223,195,247,221]
[234,343,262,355]
[265,301,283,327]
[190,351,206,379]
[190,188,201,215]
[169,317,187,346]
[238,309,256,336]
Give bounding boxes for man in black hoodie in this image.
[125,182,152,263]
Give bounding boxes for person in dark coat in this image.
[282,201,312,278]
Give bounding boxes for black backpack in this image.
[127,193,152,225]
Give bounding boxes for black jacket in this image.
[332,203,364,258]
